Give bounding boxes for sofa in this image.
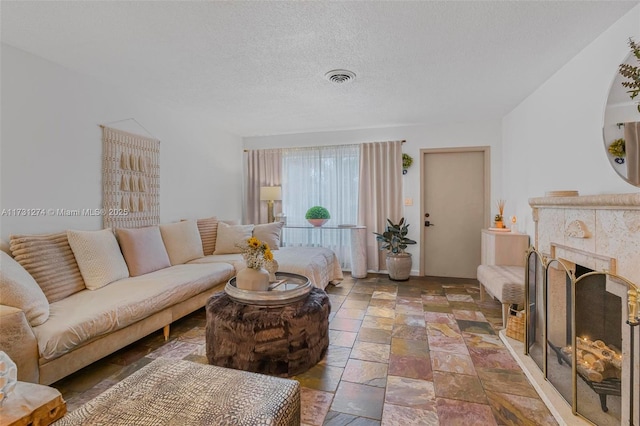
[0,218,343,385]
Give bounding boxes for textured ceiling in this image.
[2,1,637,137]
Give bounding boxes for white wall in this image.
[0,44,243,246]
[502,5,640,238]
[244,121,502,272]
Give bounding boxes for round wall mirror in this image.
[603,48,640,187]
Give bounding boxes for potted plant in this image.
[373,217,417,281]
[305,206,330,227]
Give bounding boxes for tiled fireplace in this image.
[501,193,640,426]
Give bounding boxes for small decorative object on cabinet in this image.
[235,236,273,291]
[305,206,330,227]
[494,199,506,228]
[374,217,417,281]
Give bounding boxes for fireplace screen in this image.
[525,247,639,426]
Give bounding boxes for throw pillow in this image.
[67,229,130,290]
[196,216,218,256]
[213,222,255,255]
[9,232,86,303]
[116,226,171,276]
[0,251,50,326]
[253,222,283,250]
[159,221,204,265]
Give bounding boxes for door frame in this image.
[419,146,491,276]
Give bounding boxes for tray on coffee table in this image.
[225,272,312,306]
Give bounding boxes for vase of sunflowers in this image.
[236,236,273,291]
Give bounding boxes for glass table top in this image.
[225,272,312,306]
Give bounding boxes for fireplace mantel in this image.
[528,192,640,285]
[529,192,640,210]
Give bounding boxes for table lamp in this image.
[260,186,282,223]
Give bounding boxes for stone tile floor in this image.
[52,273,557,425]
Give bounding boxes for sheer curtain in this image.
[281,145,360,269]
[625,122,640,185]
[244,149,282,224]
[358,141,403,271]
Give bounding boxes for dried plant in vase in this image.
[494,199,506,228]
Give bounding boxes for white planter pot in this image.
[386,253,412,281]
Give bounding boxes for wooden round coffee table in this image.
[205,283,330,377]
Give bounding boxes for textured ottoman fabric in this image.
[206,287,330,377]
[477,265,525,304]
[53,358,300,426]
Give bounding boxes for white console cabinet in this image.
[480,229,529,267]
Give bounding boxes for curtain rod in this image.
[243,140,406,152]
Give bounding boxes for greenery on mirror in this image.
[619,38,640,113]
[608,138,625,158]
[374,217,417,254]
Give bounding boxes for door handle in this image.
[424,220,435,227]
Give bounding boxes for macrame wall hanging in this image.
[101,125,160,229]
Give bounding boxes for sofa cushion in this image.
[188,253,246,271]
[213,223,254,255]
[0,251,50,326]
[272,247,343,290]
[33,262,235,361]
[116,226,171,277]
[67,229,130,290]
[196,217,219,256]
[253,222,283,250]
[195,247,344,290]
[9,232,86,303]
[160,221,204,265]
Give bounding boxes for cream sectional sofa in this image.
[0,218,343,385]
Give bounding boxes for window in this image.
[281,144,359,269]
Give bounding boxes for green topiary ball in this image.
[305,206,330,219]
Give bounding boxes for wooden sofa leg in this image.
[502,303,510,329]
[479,284,486,302]
[163,325,170,341]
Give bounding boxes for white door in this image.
[421,148,489,278]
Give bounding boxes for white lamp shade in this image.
[260,186,282,201]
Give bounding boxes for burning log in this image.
[562,337,622,383]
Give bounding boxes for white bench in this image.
[477,264,525,328]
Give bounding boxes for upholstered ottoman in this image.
[206,287,330,377]
[477,264,525,327]
[53,358,300,425]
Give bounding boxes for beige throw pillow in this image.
[213,222,255,255]
[0,251,50,326]
[196,217,219,256]
[116,226,171,276]
[159,221,204,265]
[67,229,130,290]
[9,232,86,303]
[253,222,283,250]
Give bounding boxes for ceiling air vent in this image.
[325,69,356,84]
